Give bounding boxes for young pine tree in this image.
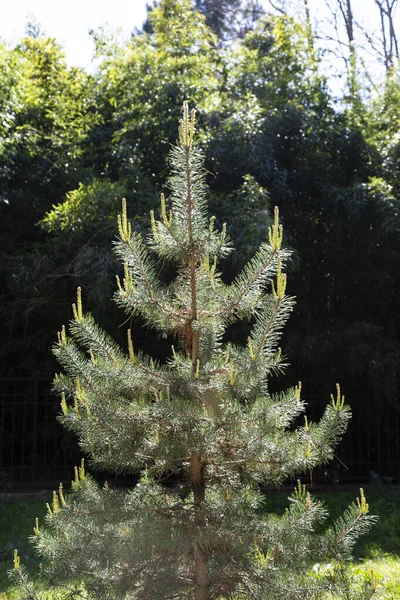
[13,103,376,600]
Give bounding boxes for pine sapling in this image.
[11,103,377,600]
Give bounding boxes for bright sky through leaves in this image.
[0,0,149,70]
[0,0,398,87]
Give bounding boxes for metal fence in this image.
[0,378,80,490]
[1,378,399,490]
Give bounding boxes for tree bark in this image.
[191,452,210,600]
[375,0,399,74]
[183,105,210,600]
[303,0,315,57]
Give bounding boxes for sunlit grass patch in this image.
[351,554,400,599]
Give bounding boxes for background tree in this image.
[335,0,360,107]
[0,32,100,375]
[194,0,265,40]
[372,0,399,75]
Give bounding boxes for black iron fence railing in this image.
[1,378,399,490]
[0,378,80,490]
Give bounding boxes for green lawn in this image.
[1,485,399,598]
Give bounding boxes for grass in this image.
[0,497,46,598]
[1,485,399,598]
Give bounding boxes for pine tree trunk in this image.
[184,106,210,599]
[191,452,210,600]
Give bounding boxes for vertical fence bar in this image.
[21,383,27,485]
[357,401,363,479]
[0,385,4,476]
[378,407,383,475]
[32,379,38,484]
[396,408,400,479]
[11,391,16,483]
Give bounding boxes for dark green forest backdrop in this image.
[1,0,400,483]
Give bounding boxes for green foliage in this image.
[41,179,127,239]
[229,14,324,109]
[366,73,400,198]
[1,35,98,189]
[209,175,272,269]
[194,0,265,40]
